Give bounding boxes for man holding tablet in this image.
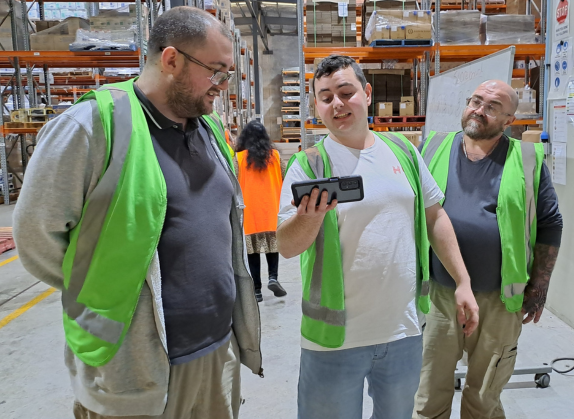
[277,55,479,419]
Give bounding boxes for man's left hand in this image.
[454,284,479,337]
[521,243,559,325]
[521,283,547,324]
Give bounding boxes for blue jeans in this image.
[298,335,423,419]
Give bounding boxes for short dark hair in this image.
[312,55,367,93]
[147,6,232,62]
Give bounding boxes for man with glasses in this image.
[414,80,563,418]
[14,6,261,419]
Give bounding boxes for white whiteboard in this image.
[425,47,515,135]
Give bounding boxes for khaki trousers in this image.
[74,334,241,419]
[414,282,522,419]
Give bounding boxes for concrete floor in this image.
[1,203,574,419]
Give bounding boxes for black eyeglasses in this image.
[466,96,513,119]
[160,46,234,86]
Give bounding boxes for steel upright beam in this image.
[43,65,51,105]
[421,52,429,115]
[297,0,307,148]
[252,25,261,118]
[136,0,145,71]
[20,0,36,108]
[0,131,9,205]
[435,0,441,76]
[540,0,547,127]
[9,0,24,109]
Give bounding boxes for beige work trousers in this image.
[74,333,242,419]
[414,282,523,419]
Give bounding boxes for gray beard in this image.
[462,117,502,141]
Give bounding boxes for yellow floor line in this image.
[0,287,56,330]
[0,255,19,268]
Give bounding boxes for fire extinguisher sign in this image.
[556,0,570,38]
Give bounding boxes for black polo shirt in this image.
[134,84,236,365]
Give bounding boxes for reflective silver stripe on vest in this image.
[504,141,537,299]
[300,147,345,326]
[305,146,325,178]
[520,141,537,267]
[378,132,414,166]
[504,282,528,298]
[378,132,430,298]
[61,87,132,344]
[421,280,430,297]
[422,132,450,166]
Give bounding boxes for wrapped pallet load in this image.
[30,18,90,51]
[439,10,481,45]
[480,14,536,45]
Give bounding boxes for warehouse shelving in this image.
[0,0,150,204]
[0,0,261,204]
[297,0,547,148]
[280,67,302,142]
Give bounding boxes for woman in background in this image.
[235,121,287,302]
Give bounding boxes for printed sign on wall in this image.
[555,0,570,38]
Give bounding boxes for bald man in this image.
[413,80,563,419]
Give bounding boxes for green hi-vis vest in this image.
[286,132,431,348]
[421,131,544,312]
[62,79,234,367]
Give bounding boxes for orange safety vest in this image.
[237,149,283,235]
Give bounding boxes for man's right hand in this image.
[278,188,338,259]
[293,188,338,219]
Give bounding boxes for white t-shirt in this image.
[278,135,444,351]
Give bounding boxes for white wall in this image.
[545,0,574,327]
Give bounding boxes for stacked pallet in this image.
[280,68,301,142]
[0,227,15,254]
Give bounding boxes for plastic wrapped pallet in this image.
[365,9,432,44]
[362,0,417,44]
[70,28,136,51]
[480,14,536,45]
[30,17,90,51]
[439,11,481,45]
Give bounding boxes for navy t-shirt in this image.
[420,132,562,292]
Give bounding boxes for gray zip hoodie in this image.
[12,99,262,416]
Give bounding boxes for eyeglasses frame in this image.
[159,46,234,86]
[465,96,514,119]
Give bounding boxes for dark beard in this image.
[461,113,503,140]
[166,71,210,119]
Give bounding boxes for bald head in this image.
[475,80,519,114]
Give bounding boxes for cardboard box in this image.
[413,10,432,23]
[399,101,415,116]
[401,96,415,102]
[389,25,406,40]
[521,130,542,143]
[395,131,422,147]
[371,25,390,40]
[405,23,432,40]
[35,20,61,32]
[368,69,409,75]
[377,102,393,117]
[511,78,525,89]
